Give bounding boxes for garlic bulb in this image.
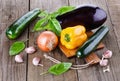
[25,46,36,54]
[15,54,23,63]
[99,59,108,66]
[32,57,43,66]
[103,50,112,59]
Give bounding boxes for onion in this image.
[37,31,58,52]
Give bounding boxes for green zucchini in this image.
[76,26,109,58]
[6,8,41,40]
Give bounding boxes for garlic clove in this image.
[103,66,110,72]
[99,59,108,66]
[15,54,24,63]
[103,50,112,59]
[32,57,43,66]
[25,46,36,54]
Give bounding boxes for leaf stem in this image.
[40,71,49,76]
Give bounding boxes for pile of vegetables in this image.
[6,4,111,75]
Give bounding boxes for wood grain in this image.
[69,0,120,81]
[0,0,29,81]
[27,0,78,81]
[105,0,120,81]
[0,0,120,81]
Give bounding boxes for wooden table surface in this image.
[0,0,120,81]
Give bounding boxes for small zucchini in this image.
[6,8,41,40]
[76,26,109,58]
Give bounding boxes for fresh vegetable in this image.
[59,42,105,58]
[76,26,109,58]
[59,42,78,58]
[25,46,36,54]
[53,6,75,16]
[37,31,58,52]
[32,57,43,66]
[99,59,108,66]
[60,25,87,49]
[9,41,25,56]
[59,31,105,58]
[15,54,24,63]
[33,6,75,36]
[103,50,112,59]
[33,5,107,36]
[56,5,107,31]
[48,62,72,75]
[6,8,41,40]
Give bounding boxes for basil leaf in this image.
[9,41,25,56]
[33,6,75,36]
[57,6,75,15]
[38,11,48,18]
[48,62,72,75]
[33,17,48,31]
[48,18,62,36]
[50,6,75,18]
[50,12,60,18]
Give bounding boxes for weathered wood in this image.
[69,0,120,81]
[0,0,29,81]
[105,0,120,81]
[27,0,78,81]
[1,0,120,81]
[85,52,100,65]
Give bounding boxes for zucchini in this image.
[76,26,109,58]
[6,8,41,40]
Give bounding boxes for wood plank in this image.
[85,52,100,65]
[0,0,120,81]
[0,0,29,81]
[105,0,120,81]
[69,0,120,81]
[28,0,78,81]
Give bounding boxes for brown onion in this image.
[37,31,58,52]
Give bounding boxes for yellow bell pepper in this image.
[60,25,87,49]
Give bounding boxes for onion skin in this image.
[56,5,107,31]
[37,31,58,52]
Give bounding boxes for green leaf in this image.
[33,17,48,31]
[33,6,75,36]
[9,41,25,56]
[48,62,72,75]
[38,11,48,18]
[48,18,62,36]
[50,12,60,18]
[57,6,75,15]
[50,6,75,18]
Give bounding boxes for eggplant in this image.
[56,5,107,31]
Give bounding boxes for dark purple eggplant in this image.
[56,5,107,31]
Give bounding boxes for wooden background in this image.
[0,0,120,81]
